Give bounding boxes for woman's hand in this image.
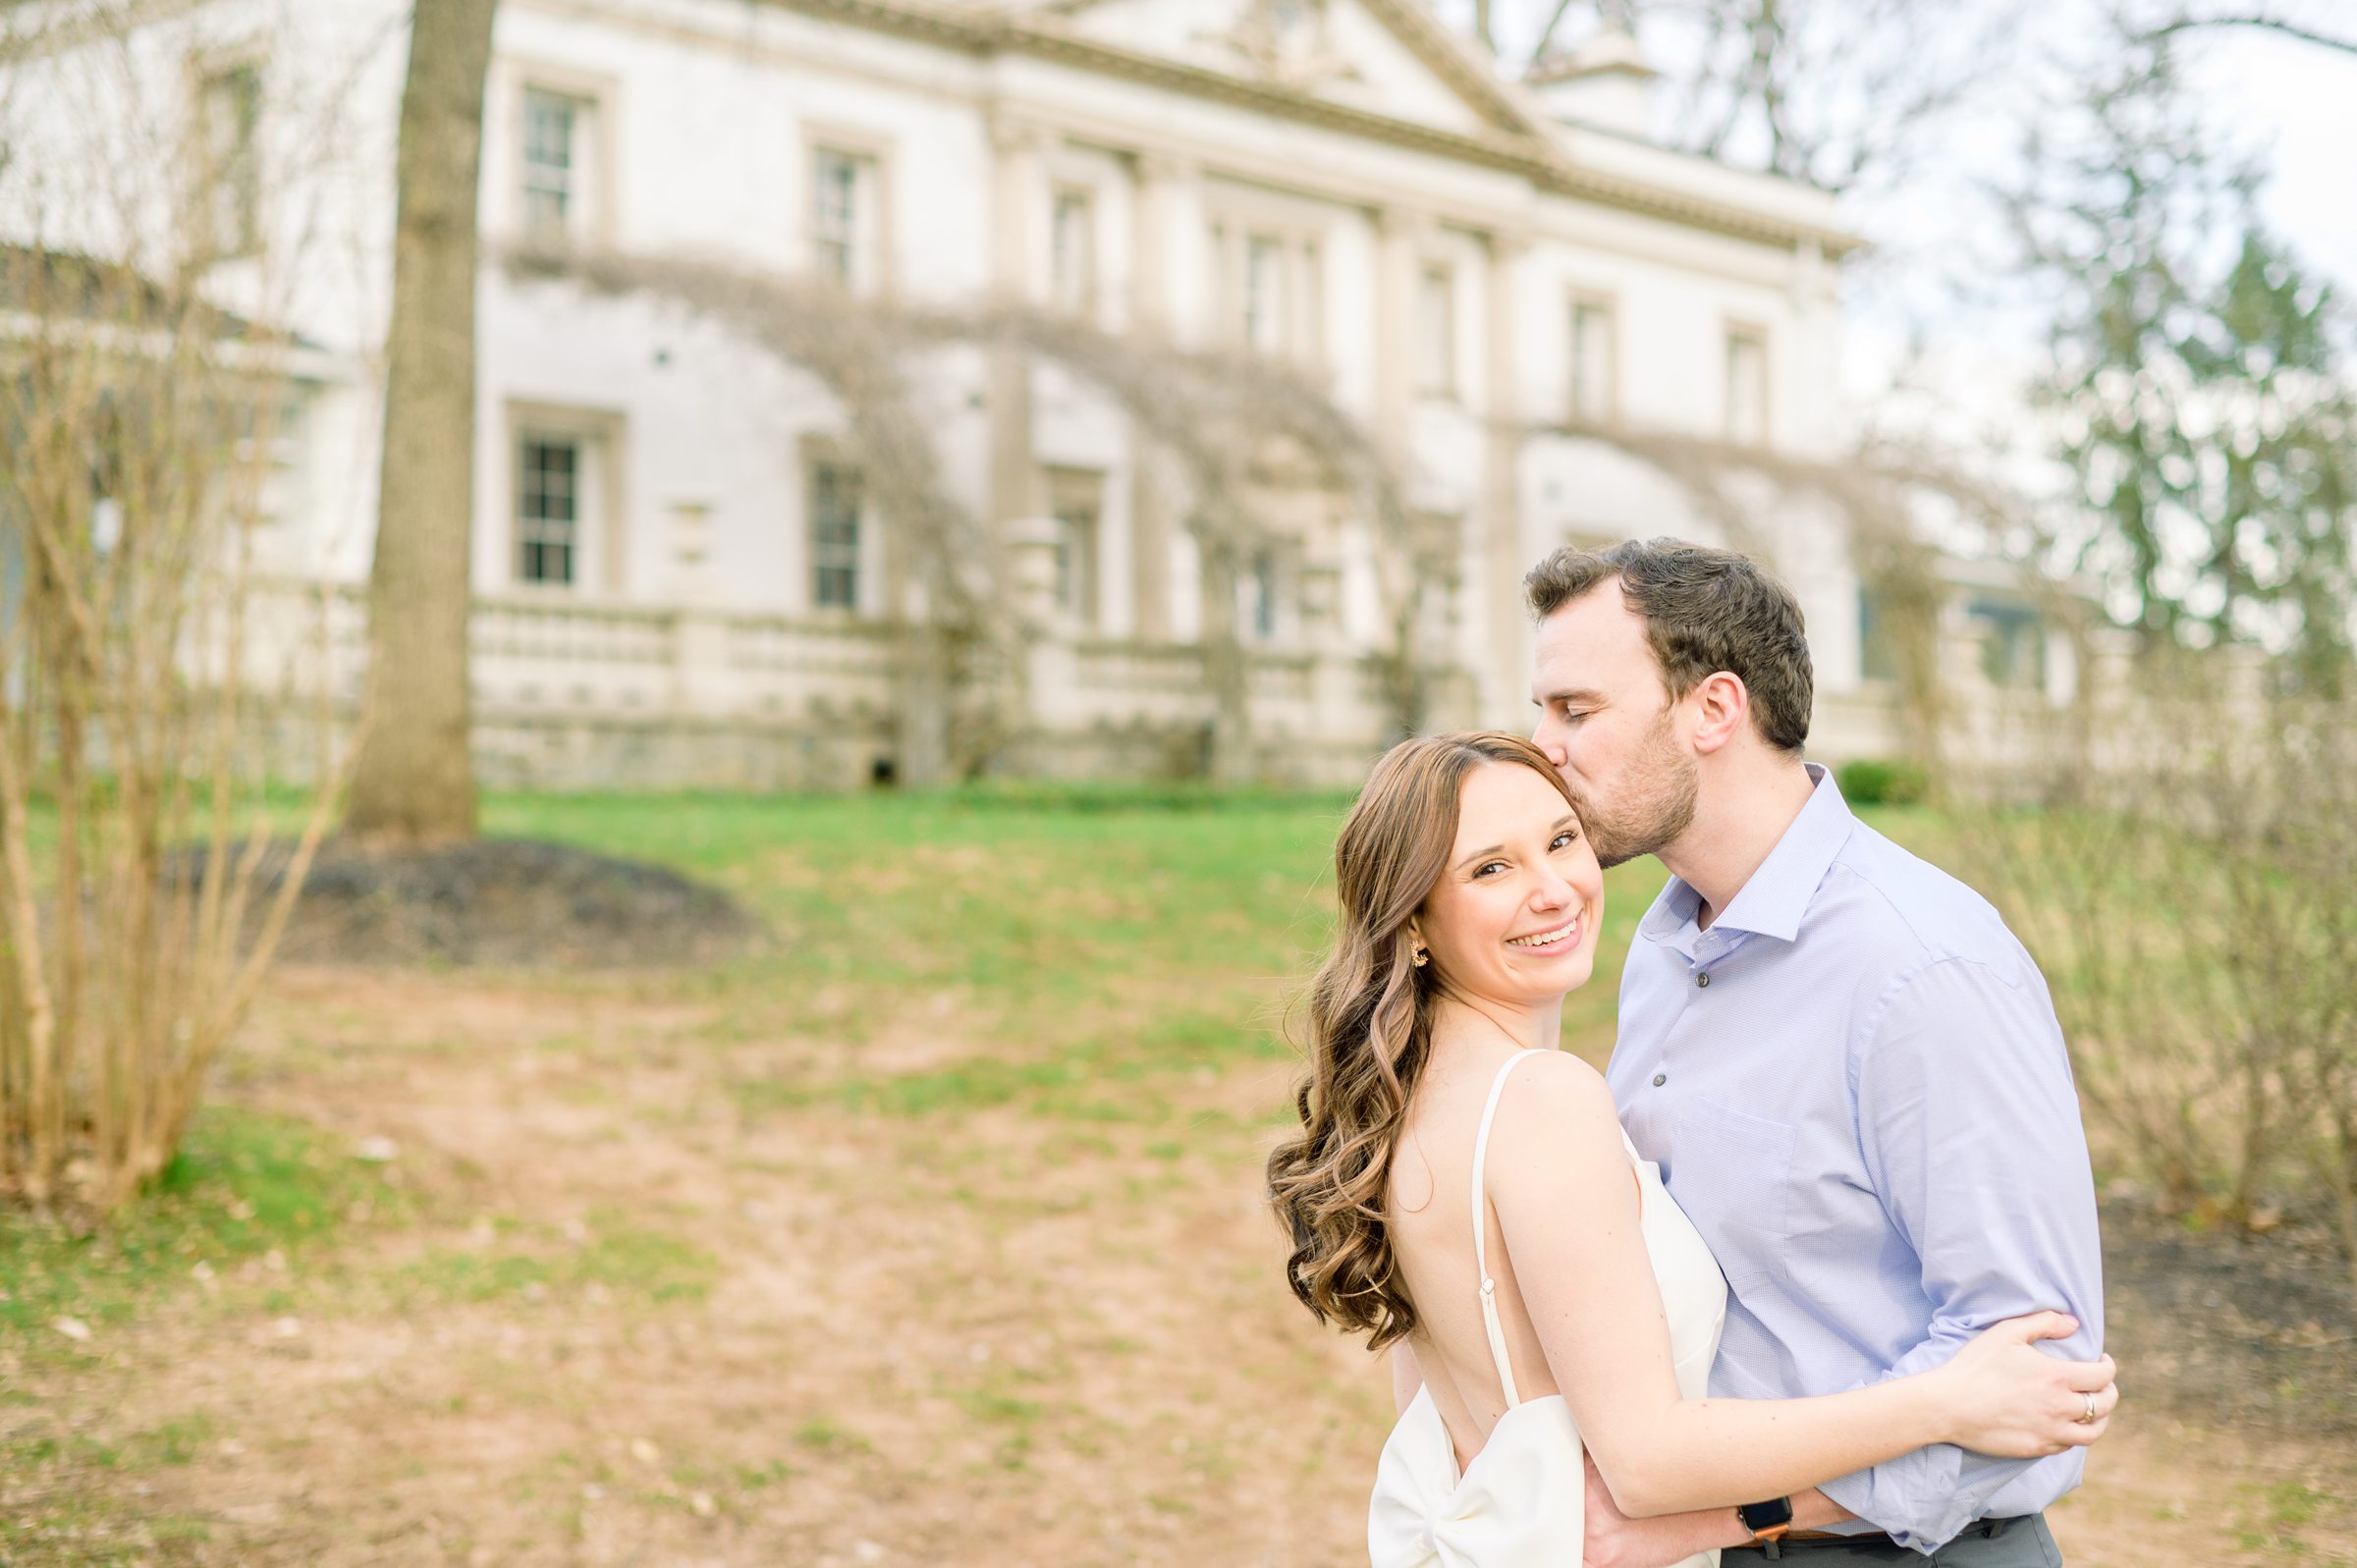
[1933,1311,2118,1456]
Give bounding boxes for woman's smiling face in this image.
[1412,760,1606,1007]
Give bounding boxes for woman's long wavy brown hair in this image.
[1266,732,1579,1350]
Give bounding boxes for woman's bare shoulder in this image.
[1494,1050,1622,1151]
[1507,1047,1613,1101]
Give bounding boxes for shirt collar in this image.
[1638,763,1856,951]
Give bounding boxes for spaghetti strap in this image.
[1469,1050,1540,1411]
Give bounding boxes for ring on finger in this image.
[2076,1392,2098,1426]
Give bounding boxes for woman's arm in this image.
[1489,1054,2113,1519]
[1391,1342,1424,1417]
[1583,1462,1860,1568]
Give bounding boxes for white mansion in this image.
[5,0,2074,787]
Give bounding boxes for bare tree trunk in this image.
[345,0,497,844]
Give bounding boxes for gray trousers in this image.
[1726,1515,2060,1568]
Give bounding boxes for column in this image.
[1481,230,1529,726]
[1128,150,1195,642]
[1786,235,1837,460]
[1372,207,1424,450]
[988,116,1050,546]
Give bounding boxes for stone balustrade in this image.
[230,577,1448,789]
[220,574,2136,792]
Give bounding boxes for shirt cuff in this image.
[1818,1448,1977,1555]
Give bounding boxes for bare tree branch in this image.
[2145,14,2357,57]
[1530,0,1582,61]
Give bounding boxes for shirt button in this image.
[1696,972,1711,989]
[1652,1073,1667,1087]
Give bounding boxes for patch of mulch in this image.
[202,837,768,970]
[2100,1199,2357,1437]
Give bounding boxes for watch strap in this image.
[1737,1496,1796,1553]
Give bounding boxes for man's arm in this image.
[1819,955,2106,1550]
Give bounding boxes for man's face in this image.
[1528,586,1698,868]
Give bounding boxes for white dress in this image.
[1368,1051,1730,1568]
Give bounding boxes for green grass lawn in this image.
[482,784,1706,1072]
[2,785,2348,1568]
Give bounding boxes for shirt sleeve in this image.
[1816,953,2106,1552]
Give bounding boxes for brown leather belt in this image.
[1727,1516,2035,1554]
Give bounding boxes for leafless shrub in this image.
[1956,655,2357,1311]
[0,13,357,1217]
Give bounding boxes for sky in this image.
[1845,14,2357,425]
[2198,25,2357,291]
[1439,2,2357,408]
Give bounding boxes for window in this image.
[1051,187,1095,314]
[1298,239,1324,361]
[1417,264,1455,398]
[1047,469,1103,626]
[519,88,583,241]
[1858,587,1900,682]
[88,392,126,555]
[1242,234,1287,353]
[1265,0,1319,34]
[809,459,863,611]
[1248,0,1326,55]
[1967,598,2045,689]
[1725,327,1769,446]
[1568,296,1616,424]
[517,434,581,586]
[812,147,881,293]
[1245,550,1281,642]
[1213,221,1321,362]
[197,63,261,257]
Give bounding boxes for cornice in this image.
[1036,0,1532,135]
[737,0,1862,256]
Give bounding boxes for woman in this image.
[1267,733,2116,1568]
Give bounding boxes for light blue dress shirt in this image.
[1608,765,2105,1553]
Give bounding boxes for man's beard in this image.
[1571,705,1699,869]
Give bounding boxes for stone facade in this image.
[5,0,2079,786]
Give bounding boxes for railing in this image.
[238,579,903,722]
[233,576,2116,760]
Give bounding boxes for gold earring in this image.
[1411,945,1429,968]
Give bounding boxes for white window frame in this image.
[806,131,893,297]
[1416,262,1456,399]
[515,431,584,588]
[1244,547,1283,644]
[806,451,866,614]
[1568,292,1618,425]
[1045,466,1105,629]
[1724,323,1770,447]
[1243,233,1288,353]
[505,403,626,594]
[1050,184,1097,316]
[500,64,615,247]
[520,87,580,242]
[192,55,263,260]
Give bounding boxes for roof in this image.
[762,0,1862,255]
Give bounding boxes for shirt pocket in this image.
[1671,1098,1797,1289]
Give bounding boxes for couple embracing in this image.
[1269,539,2113,1568]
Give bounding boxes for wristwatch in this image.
[1737,1496,1795,1557]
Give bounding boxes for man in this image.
[1522,537,2106,1565]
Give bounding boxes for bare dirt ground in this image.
[6,961,2354,1567]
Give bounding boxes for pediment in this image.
[1037,0,1532,139]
